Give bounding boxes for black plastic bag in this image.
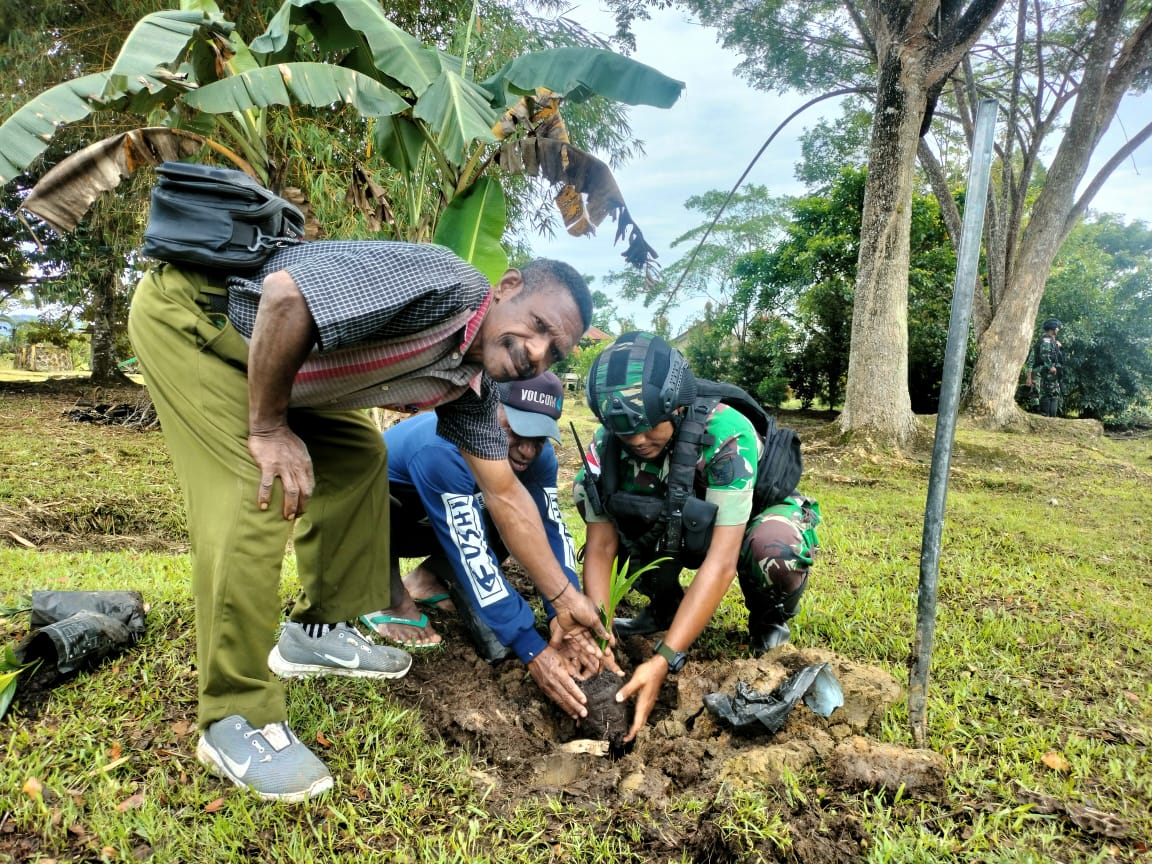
[703,662,843,734]
[17,590,146,676]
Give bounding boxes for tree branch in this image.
[917,139,962,245]
[1101,8,1152,110]
[935,0,1007,62]
[1067,118,1152,234]
[843,0,877,61]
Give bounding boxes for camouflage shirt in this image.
[574,403,763,526]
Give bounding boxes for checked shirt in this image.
[226,241,506,460]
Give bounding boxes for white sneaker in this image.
[196,715,332,802]
[268,622,412,679]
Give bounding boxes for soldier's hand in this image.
[617,655,668,742]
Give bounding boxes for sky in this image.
[534,4,1152,334]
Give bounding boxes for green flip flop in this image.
[359,612,442,650]
[414,592,453,611]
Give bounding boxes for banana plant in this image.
[0,0,684,279]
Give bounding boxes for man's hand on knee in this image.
[248,426,315,519]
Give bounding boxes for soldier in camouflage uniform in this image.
[1026,318,1063,417]
[573,332,821,741]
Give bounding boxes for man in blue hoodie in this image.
[361,371,593,700]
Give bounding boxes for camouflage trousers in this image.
[1037,370,1061,416]
[738,496,822,595]
[629,496,821,594]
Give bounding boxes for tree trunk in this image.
[964,0,1152,427]
[838,38,926,445]
[88,272,130,387]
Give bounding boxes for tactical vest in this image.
[1031,335,1064,374]
[585,380,803,568]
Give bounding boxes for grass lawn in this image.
[0,379,1149,863]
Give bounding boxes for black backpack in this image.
[689,379,803,512]
[142,162,305,273]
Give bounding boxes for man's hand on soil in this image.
[552,590,613,646]
[550,622,601,678]
[527,646,587,719]
[617,655,668,742]
[247,426,314,519]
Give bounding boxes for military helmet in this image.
[586,331,696,436]
[1042,318,1062,331]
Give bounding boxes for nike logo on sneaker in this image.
[220,752,251,779]
[320,652,360,669]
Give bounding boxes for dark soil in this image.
[576,670,630,754]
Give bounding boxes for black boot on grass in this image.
[747,577,808,655]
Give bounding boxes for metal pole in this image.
[908,98,999,747]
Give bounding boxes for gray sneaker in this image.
[268,622,412,679]
[196,715,333,802]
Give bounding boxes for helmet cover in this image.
[586,331,696,435]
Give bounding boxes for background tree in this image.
[926,0,1152,428]
[589,287,622,334]
[736,167,959,412]
[610,0,1004,445]
[614,1,1152,439]
[1027,214,1152,422]
[731,313,794,407]
[794,102,873,188]
[681,301,731,381]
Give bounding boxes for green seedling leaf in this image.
[2,644,21,670]
[0,647,39,721]
[596,556,670,650]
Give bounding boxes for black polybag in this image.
[17,590,146,676]
[703,662,844,734]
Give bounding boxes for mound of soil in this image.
[393,603,926,797]
[388,602,934,861]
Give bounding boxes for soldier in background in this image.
[1027,318,1064,417]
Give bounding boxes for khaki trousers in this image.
[128,265,392,729]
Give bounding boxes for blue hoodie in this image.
[384,413,579,663]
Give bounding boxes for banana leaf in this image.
[373,115,424,184]
[106,10,229,84]
[184,63,410,118]
[250,0,440,96]
[22,129,209,233]
[0,11,232,185]
[481,47,685,108]
[0,73,138,185]
[433,176,508,281]
[413,69,500,166]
